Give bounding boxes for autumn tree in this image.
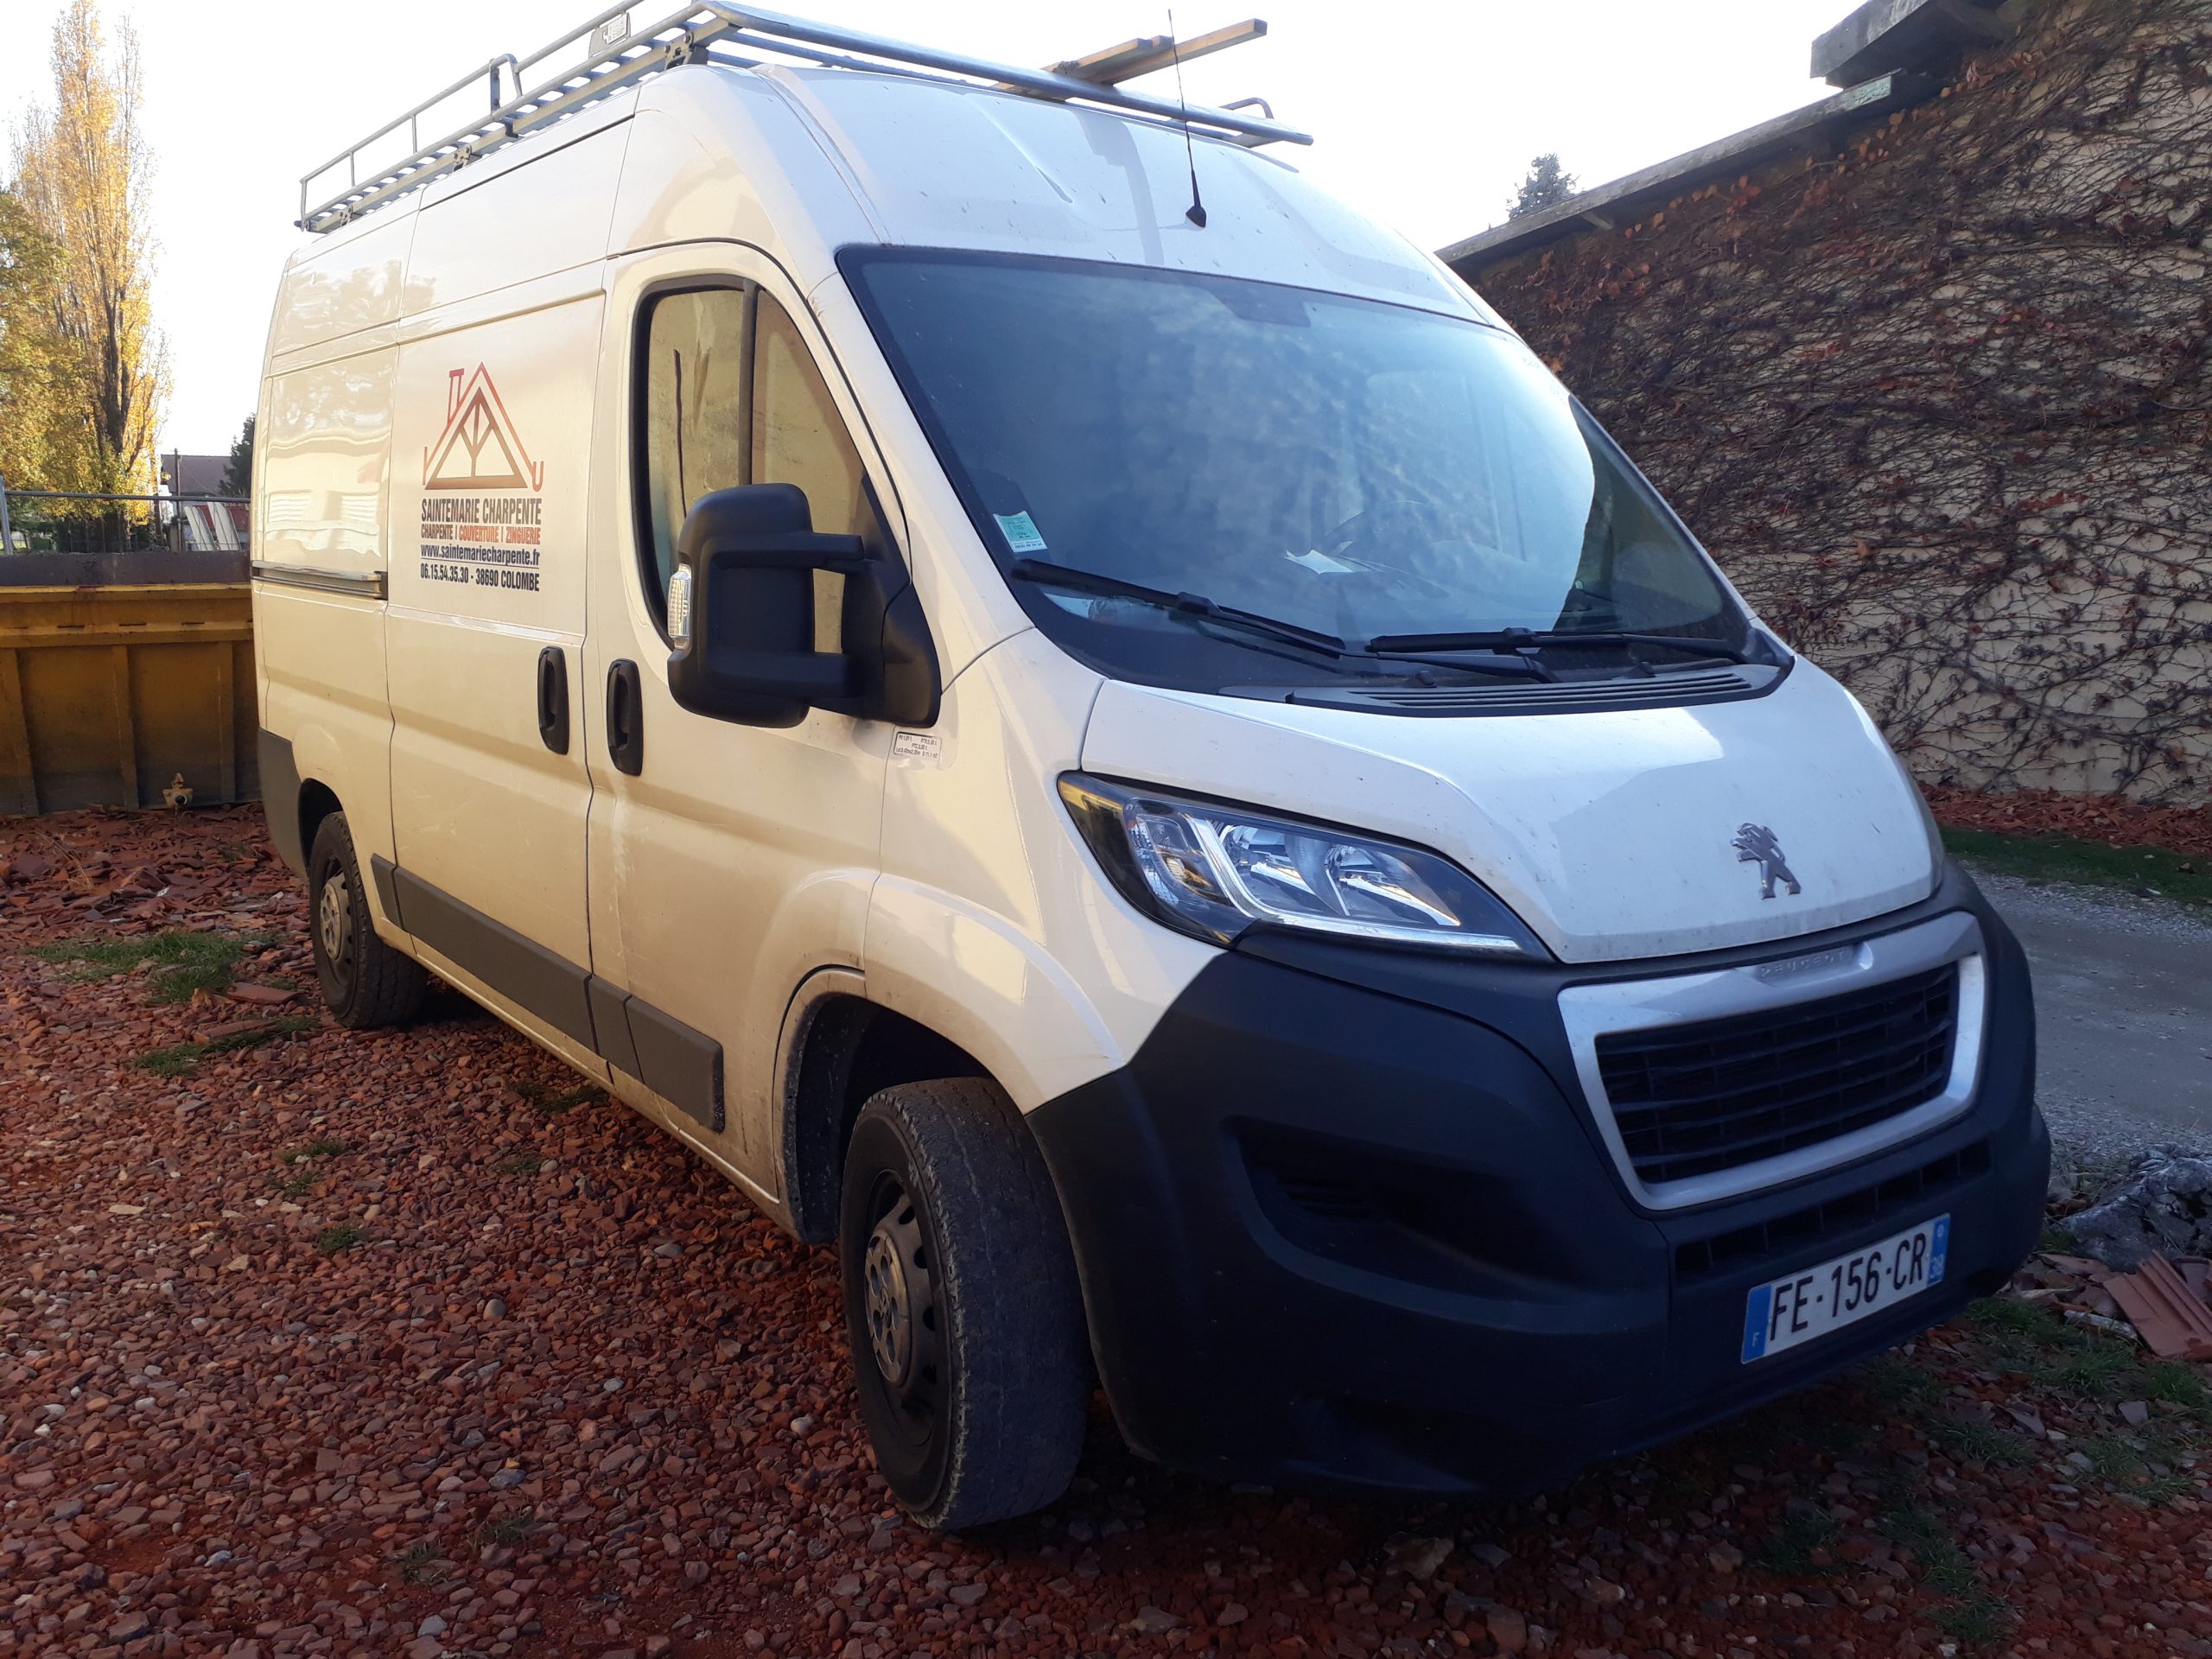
[0,188,67,495]
[9,0,168,508]
[1508,152,1579,219]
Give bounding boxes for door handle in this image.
[536,645,570,753]
[606,658,644,776]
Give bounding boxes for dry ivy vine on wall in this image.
[1476,0,2212,804]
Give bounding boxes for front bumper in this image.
[1026,864,2047,1493]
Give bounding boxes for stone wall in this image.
[1468,0,2212,804]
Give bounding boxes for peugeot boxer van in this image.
[253,6,2048,1529]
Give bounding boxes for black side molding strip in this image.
[391,866,599,1049]
[588,975,642,1079]
[369,857,723,1131]
[368,855,406,929]
[628,996,726,1134]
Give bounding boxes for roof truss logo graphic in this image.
[423,366,544,491]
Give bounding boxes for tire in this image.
[839,1077,1090,1530]
[307,812,426,1029]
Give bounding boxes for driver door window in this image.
[637,287,863,649]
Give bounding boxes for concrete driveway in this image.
[1971,868,2212,1166]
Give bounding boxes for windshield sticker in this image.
[993,511,1046,554]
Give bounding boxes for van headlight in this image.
[1058,773,1547,958]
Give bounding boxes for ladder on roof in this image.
[297,3,1306,234]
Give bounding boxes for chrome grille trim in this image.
[1558,912,1986,1211]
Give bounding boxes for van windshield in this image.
[842,249,1756,690]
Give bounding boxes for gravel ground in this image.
[1967,872,2212,1166]
[5,806,2212,1659]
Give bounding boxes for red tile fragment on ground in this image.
[2107,1256,2212,1362]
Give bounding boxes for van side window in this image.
[639,285,751,618]
[634,288,873,645]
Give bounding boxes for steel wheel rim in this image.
[861,1176,944,1431]
[317,873,353,972]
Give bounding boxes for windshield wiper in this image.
[1365,626,1752,665]
[1007,558,1549,680]
[1007,557,1348,658]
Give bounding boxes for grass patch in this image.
[394,1537,449,1585]
[1754,1506,1838,1577]
[1855,1353,1944,1414]
[315,1222,366,1255]
[1961,1293,2151,1401]
[135,1042,205,1078]
[130,1016,315,1078]
[532,1084,607,1116]
[1932,1593,2016,1649]
[2026,1337,2140,1402]
[2132,1471,2202,1506]
[474,1510,537,1549]
[2144,1360,2211,1420]
[28,929,276,1001]
[1929,1414,2035,1468]
[2038,1224,2079,1253]
[1963,1294,2067,1340]
[280,1137,347,1163]
[1880,1504,1979,1599]
[494,1153,544,1175]
[1942,826,2211,906]
[2076,1433,2146,1480]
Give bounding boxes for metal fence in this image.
[0,483,251,587]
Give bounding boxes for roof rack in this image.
[297,3,1307,233]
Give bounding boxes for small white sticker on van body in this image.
[892,731,943,762]
[992,511,1046,553]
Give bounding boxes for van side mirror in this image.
[666,483,868,727]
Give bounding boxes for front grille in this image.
[1596,964,1960,1187]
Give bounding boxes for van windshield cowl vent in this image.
[1255,664,1781,719]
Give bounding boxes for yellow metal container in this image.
[0,584,256,816]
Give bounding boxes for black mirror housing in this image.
[667,483,868,726]
[666,481,942,729]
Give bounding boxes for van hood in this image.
[1078,663,1942,965]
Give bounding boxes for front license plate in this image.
[1740,1214,1949,1363]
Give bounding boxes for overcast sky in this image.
[3,0,1852,455]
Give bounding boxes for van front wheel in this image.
[307,813,426,1029]
[838,1078,1090,1529]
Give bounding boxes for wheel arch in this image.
[778,975,995,1244]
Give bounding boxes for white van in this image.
[253,7,2048,1529]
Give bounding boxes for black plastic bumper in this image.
[1027,865,2047,1494]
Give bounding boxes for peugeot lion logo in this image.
[1733,823,1802,899]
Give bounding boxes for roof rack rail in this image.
[297,3,1306,234]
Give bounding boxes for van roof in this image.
[735,64,1478,316]
[280,11,1488,336]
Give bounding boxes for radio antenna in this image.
[1167,10,1207,228]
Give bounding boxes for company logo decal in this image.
[1732,823,1802,900]
[419,365,544,595]
[423,366,544,491]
